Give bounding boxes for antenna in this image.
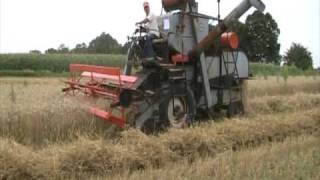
[217,0,221,20]
[0,0,2,53]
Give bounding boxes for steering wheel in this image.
[134,24,147,34]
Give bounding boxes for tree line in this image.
[42,32,129,55]
[229,10,313,70]
[30,11,313,70]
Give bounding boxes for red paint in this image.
[64,63,130,128]
[81,72,137,84]
[90,107,126,128]
[220,32,239,49]
[171,54,189,64]
[70,64,121,76]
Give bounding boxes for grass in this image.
[0,108,319,179]
[0,54,126,75]
[109,135,320,180]
[250,63,306,76]
[0,76,319,179]
[0,78,111,146]
[0,77,319,146]
[0,54,319,77]
[0,109,319,179]
[248,76,320,97]
[0,70,69,77]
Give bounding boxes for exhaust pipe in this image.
[162,0,188,12]
[191,0,265,55]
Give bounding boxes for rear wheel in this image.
[227,80,247,117]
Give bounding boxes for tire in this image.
[141,118,158,135]
[227,80,247,117]
[159,85,196,129]
[124,42,143,75]
[227,101,243,118]
[240,80,248,114]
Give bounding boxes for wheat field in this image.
[0,76,319,179]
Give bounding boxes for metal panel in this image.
[160,13,209,54]
[206,51,249,79]
[200,53,213,108]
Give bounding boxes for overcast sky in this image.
[0,0,319,67]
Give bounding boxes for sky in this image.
[0,0,319,68]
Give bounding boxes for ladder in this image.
[221,50,243,112]
[222,50,240,86]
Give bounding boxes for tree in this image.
[57,44,69,54]
[72,43,88,54]
[285,43,313,70]
[88,32,122,54]
[244,11,281,64]
[29,50,41,54]
[45,48,58,54]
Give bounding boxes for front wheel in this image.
[124,42,143,75]
[159,85,196,129]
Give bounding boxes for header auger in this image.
[63,0,265,132]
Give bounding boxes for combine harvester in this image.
[63,0,265,132]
